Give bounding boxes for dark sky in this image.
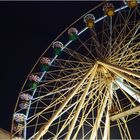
[0,1,140,139]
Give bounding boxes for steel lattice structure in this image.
[11,1,140,140]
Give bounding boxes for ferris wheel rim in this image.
[13,3,129,116]
[11,1,140,140]
[22,3,130,121]
[11,2,130,137]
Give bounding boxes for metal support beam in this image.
[72,84,104,140]
[110,106,140,121]
[65,64,98,140]
[99,64,140,89]
[116,79,140,103]
[90,88,109,140]
[103,83,113,140]
[33,64,97,140]
[98,61,140,79]
[102,111,109,140]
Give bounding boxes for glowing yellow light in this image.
[86,19,94,29]
[128,0,137,8]
[107,9,114,17]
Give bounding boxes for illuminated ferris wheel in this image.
[11,1,140,139]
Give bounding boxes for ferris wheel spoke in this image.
[45,66,89,79]
[49,65,91,79]
[122,119,132,140]
[117,119,125,139]
[102,111,110,140]
[42,67,89,83]
[52,107,76,140]
[120,57,140,69]
[118,44,140,68]
[32,93,45,138]
[45,73,103,139]
[110,22,140,60]
[34,68,88,92]
[98,61,140,79]
[108,16,112,60]
[90,86,109,140]
[111,40,137,64]
[30,99,79,140]
[64,64,98,140]
[52,59,91,70]
[41,69,87,83]
[111,105,140,122]
[112,22,139,58]
[64,47,94,63]
[112,7,130,44]
[101,15,118,58]
[118,26,140,64]
[112,86,140,121]
[77,37,96,60]
[110,41,140,64]
[32,86,75,102]
[31,83,76,103]
[38,74,102,103]
[53,81,102,139]
[106,67,140,89]
[27,99,63,122]
[72,82,105,139]
[110,35,139,63]
[102,15,124,58]
[23,67,95,96]
[33,64,97,139]
[102,83,114,140]
[56,95,94,138]
[84,37,97,55]
[111,7,138,55]
[55,59,93,66]
[90,29,105,59]
[27,88,72,121]
[101,15,113,59]
[111,49,140,64]
[117,119,131,139]
[47,66,90,74]
[113,90,132,139]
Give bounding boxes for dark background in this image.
[0,1,140,139]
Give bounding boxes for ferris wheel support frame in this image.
[98,61,140,102]
[98,61,140,79]
[65,64,98,140]
[89,86,110,140]
[102,83,113,140]
[98,61,140,89]
[10,1,140,140]
[30,5,134,140]
[103,111,110,140]
[71,84,105,140]
[116,80,140,103]
[34,64,97,140]
[110,105,140,121]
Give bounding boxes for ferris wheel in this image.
[11,1,140,140]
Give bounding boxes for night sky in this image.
[0,1,140,139]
